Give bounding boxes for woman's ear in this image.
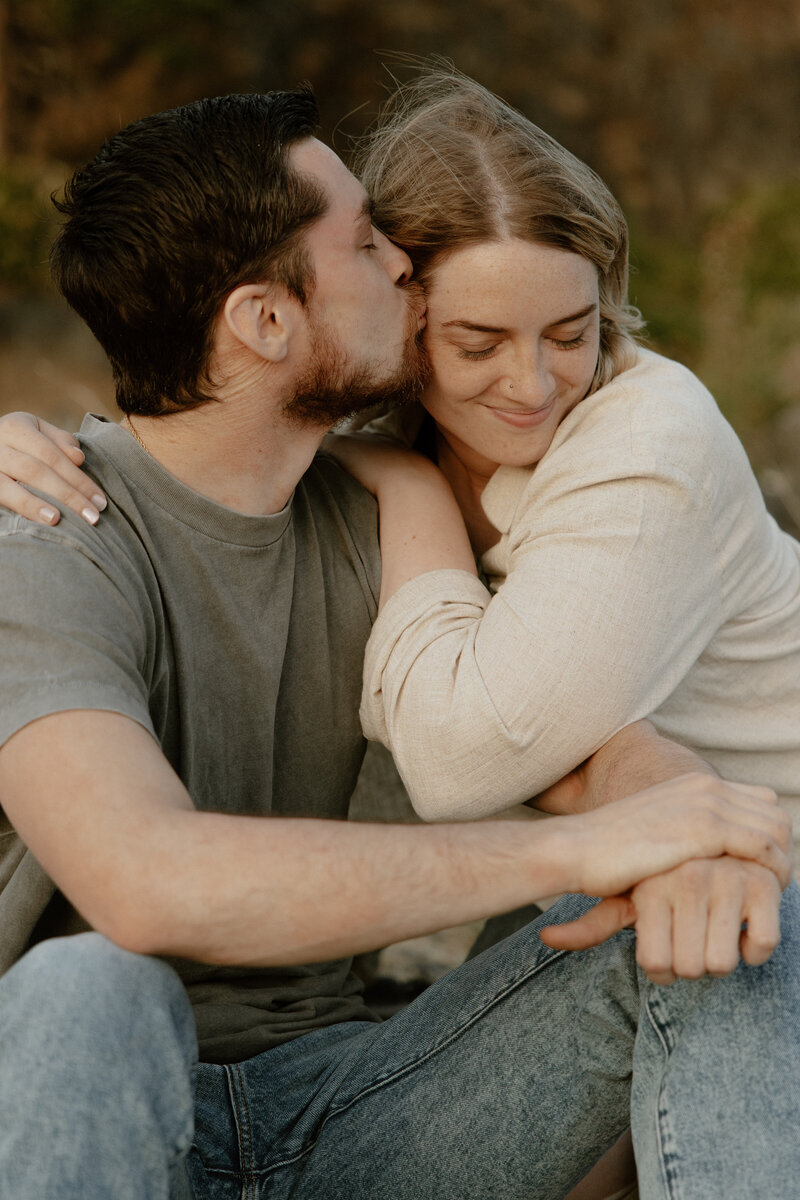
[223,284,296,363]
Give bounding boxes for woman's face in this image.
[422,239,600,477]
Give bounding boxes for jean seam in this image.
[646,990,683,1200]
[260,944,571,1178]
[225,1062,259,1200]
[169,1061,197,1165]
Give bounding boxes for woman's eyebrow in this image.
[440,320,506,333]
[441,304,597,335]
[548,303,597,327]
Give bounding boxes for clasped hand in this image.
[542,855,784,985]
[535,728,792,983]
[540,769,792,983]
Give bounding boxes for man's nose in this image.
[375,229,413,284]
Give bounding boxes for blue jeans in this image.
[1,889,799,1200]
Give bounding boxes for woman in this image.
[340,73,800,842]
[2,69,799,829]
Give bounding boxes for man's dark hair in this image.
[50,90,325,416]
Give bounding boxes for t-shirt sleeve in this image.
[360,368,727,820]
[0,523,156,749]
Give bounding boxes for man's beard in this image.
[283,292,431,428]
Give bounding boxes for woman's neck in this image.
[434,430,501,559]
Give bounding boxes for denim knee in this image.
[0,932,196,1066]
[0,937,198,1196]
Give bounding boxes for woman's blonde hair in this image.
[355,68,644,391]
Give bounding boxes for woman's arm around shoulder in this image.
[322,432,478,608]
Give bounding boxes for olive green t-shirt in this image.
[0,415,383,1063]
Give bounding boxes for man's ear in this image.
[223,284,297,363]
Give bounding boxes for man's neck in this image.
[124,400,326,516]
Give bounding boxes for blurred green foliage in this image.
[0,164,55,290]
[740,183,800,300]
[1,0,797,449]
[44,0,241,73]
[625,181,800,437]
[629,228,704,363]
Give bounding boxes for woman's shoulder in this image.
[484,348,750,534]
[550,347,742,475]
[572,348,718,435]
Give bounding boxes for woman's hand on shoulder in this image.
[0,412,107,526]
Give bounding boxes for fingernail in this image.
[40,505,59,524]
[82,506,99,525]
[92,493,107,511]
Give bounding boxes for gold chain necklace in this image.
[125,416,150,455]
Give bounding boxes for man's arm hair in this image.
[0,710,789,967]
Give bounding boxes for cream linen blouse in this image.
[360,349,800,823]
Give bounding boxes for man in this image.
[0,90,796,1199]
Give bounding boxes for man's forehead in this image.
[289,137,367,211]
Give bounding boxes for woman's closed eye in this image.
[456,344,499,361]
[550,333,587,350]
[455,331,589,360]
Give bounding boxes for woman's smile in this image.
[484,400,556,428]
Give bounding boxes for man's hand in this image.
[0,411,107,526]
[540,857,783,983]
[556,771,792,898]
[531,725,790,980]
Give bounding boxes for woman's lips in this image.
[486,401,554,428]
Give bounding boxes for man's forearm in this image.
[2,712,789,970]
[121,811,574,965]
[108,778,792,967]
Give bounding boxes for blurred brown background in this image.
[1,0,799,532]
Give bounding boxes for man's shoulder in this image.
[0,486,154,586]
[0,480,159,757]
[305,451,377,516]
[0,446,160,634]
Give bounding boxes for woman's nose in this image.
[504,350,554,404]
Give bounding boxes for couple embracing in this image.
[0,69,798,1199]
